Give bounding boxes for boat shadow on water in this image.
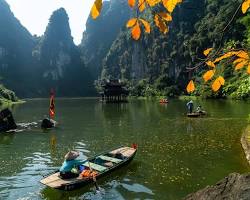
[39,161,147,200]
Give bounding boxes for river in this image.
[0,98,249,200]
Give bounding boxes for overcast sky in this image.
[6,0,95,44]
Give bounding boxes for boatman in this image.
[196,105,202,113]
[186,100,194,113]
[59,150,83,179]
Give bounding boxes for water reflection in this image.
[0,99,249,199]
[0,151,57,200]
[80,180,154,200]
[49,133,57,164]
[0,133,15,145]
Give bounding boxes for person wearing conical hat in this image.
[59,150,83,179]
[186,100,194,113]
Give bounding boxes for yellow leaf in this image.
[127,18,137,28]
[248,63,250,74]
[214,51,237,63]
[206,61,216,68]
[203,70,215,82]
[186,80,195,93]
[146,0,161,7]
[139,19,151,33]
[236,50,249,59]
[212,79,220,92]
[218,76,225,85]
[138,0,146,12]
[158,12,172,22]
[242,0,250,14]
[235,60,248,70]
[162,0,182,13]
[91,0,103,19]
[131,22,141,40]
[128,0,136,7]
[154,15,168,34]
[212,76,224,92]
[203,48,213,56]
[233,58,246,64]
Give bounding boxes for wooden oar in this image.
[88,161,99,191]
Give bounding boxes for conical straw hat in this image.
[65,150,80,161]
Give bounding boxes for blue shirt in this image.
[59,159,83,172]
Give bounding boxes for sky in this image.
[6,0,95,44]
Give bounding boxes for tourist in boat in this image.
[196,105,202,113]
[59,150,83,179]
[186,100,194,113]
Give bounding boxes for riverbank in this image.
[0,84,23,106]
[129,95,250,101]
[0,98,25,106]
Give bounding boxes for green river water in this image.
[0,98,249,200]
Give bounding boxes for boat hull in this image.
[187,111,207,118]
[40,146,137,191]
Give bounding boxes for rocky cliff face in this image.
[184,173,250,200]
[0,0,35,96]
[80,0,132,78]
[101,0,206,85]
[99,0,247,98]
[0,1,94,97]
[38,8,93,96]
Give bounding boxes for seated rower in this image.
[196,105,202,113]
[59,150,83,179]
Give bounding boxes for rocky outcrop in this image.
[241,126,250,165]
[81,0,131,78]
[0,0,35,96]
[0,1,94,97]
[184,173,250,200]
[38,8,93,96]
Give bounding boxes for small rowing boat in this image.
[40,146,137,191]
[159,99,168,104]
[187,111,207,118]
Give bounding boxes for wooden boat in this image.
[187,111,207,118]
[40,146,137,191]
[198,111,207,116]
[159,99,168,104]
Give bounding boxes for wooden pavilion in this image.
[99,79,129,103]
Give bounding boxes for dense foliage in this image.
[80,0,131,78]
[91,0,250,99]
[0,84,18,103]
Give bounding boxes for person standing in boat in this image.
[186,100,194,113]
[59,150,83,179]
